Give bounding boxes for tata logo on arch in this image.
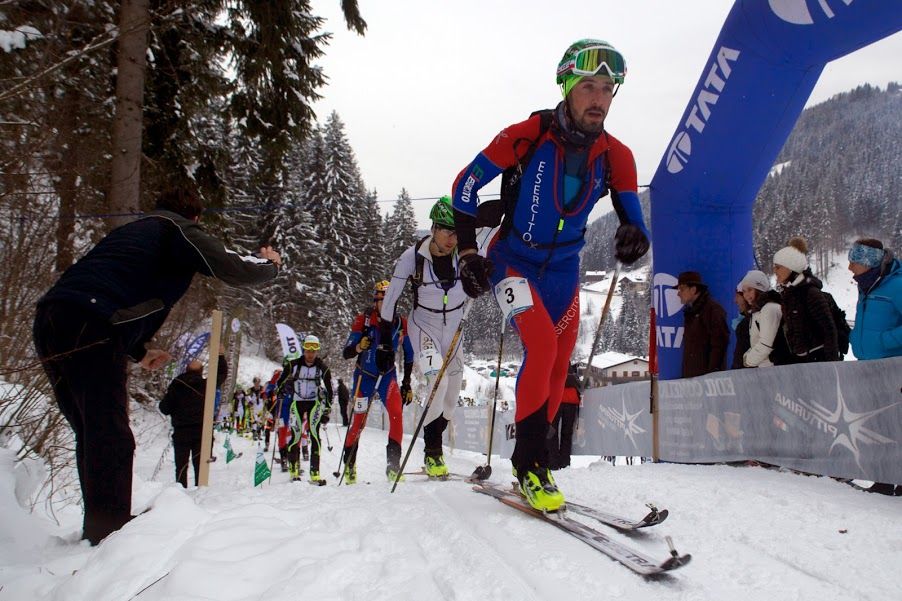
[665,46,741,174]
[769,0,855,25]
[652,272,684,349]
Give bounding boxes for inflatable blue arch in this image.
[650,0,902,379]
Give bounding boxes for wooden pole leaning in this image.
[198,309,224,486]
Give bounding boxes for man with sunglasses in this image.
[275,334,333,484]
[380,196,469,478]
[342,281,415,483]
[451,39,650,511]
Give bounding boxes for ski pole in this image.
[323,418,333,452]
[338,373,382,486]
[332,374,362,479]
[265,396,284,484]
[583,261,621,387]
[471,314,505,481]
[392,299,472,493]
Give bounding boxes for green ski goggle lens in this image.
[557,45,626,84]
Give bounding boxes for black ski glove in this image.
[459,253,493,298]
[614,224,650,265]
[320,409,330,425]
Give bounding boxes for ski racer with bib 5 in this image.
[342,281,415,483]
[451,39,650,512]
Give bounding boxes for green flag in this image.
[224,437,237,464]
[254,448,271,486]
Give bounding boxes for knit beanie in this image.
[740,270,771,292]
[773,237,809,273]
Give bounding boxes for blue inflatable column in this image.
[649,0,902,380]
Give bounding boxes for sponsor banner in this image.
[363,358,902,483]
[579,384,654,457]
[657,357,902,483]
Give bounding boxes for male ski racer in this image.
[342,281,415,483]
[276,334,333,484]
[380,197,466,478]
[451,39,650,510]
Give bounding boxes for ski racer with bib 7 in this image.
[380,197,482,479]
[342,281,415,483]
[451,39,650,511]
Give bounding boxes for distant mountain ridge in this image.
[582,83,902,276]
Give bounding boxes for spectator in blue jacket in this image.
[848,238,902,360]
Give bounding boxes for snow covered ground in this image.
[2,412,900,601]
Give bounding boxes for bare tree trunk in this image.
[53,81,81,272]
[108,0,150,228]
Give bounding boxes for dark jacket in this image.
[337,380,350,405]
[731,313,752,369]
[681,290,730,378]
[38,210,278,362]
[780,272,838,361]
[160,355,228,436]
[276,356,333,408]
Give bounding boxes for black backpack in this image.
[822,291,851,357]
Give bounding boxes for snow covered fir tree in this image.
[1,2,901,599]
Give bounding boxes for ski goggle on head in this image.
[302,340,321,351]
[556,45,626,85]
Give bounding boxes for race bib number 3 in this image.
[493,276,533,321]
[353,397,369,414]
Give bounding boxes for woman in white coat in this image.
[741,270,787,367]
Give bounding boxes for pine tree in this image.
[384,188,419,265]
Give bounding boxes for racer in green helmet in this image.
[430,196,455,229]
[556,38,627,98]
[429,195,457,256]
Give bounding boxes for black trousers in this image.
[423,415,449,456]
[33,303,135,545]
[297,400,322,472]
[548,403,579,469]
[173,431,202,487]
[338,397,349,426]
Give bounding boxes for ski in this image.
[480,481,669,532]
[403,468,466,482]
[473,484,690,576]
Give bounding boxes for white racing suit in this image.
[381,232,490,458]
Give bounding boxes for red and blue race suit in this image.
[342,309,415,469]
[452,110,647,470]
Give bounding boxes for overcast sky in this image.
[310,0,901,228]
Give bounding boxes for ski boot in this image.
[309,470,326,486]
[343,463,357,485]
[424,454,449,479]
[518,465,565,512]
[386,466,405,483]
[280,458,288,473]
[289,461,302,482]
